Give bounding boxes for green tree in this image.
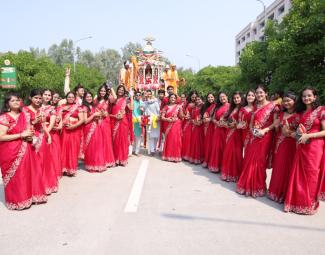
[121,42,142,63]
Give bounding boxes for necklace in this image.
[287,111,295,114]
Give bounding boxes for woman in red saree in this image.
[61,92,85,175]
[208,92,230,172]
[202,93,216,168]
[110,85,134,166]
[188,95,204,164]
[95,85,117,167]
[82,91,106,172]
[0,93,47,210]
[285,87,325,215]
[23,89,58,195]
[161,94,184,162]
[237,85,280,198]
[181,91,197,161]
[221,91,245,182]
[51,91,63,180]
[268,92,300,203]
[236,90,256,152]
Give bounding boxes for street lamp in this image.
[186,55,200,71]
[73,36,92,73]
[257,0,267,40]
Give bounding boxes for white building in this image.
[235,0,293,65]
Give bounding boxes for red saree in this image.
[162,105,183,162]
[239,107,253,152]
[110,97,134,166]
[95,100,115,167]
[237,102,280,198]
[0,112,47,210]
[285,107,325,214]
[221,108,243,182]
[22,106,58,195]
[208,104,230,172]
[203,104,216,168]
[61,104,84,175]
[188,106,204,164]
[51,105,62,180]
[82,106,106,172]
[267,112,300,203]
[181,104,195,161]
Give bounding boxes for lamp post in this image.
[257,0,267,40]
[73,36,92,73]
[186,55,200,71]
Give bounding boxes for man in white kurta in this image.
[142,90,161,156]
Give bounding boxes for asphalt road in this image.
[1,150,325,255]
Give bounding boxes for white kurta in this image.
[143,99,160,138]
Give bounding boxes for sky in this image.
[2,0,277,72]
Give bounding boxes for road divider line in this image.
[124,159,149,212]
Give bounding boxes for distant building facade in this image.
[235,0,293,65]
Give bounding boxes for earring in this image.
[7,107,11,112]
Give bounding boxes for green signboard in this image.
[1,66,18,89]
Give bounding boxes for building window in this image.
[268,13,274,20]
[259,36,265,42]
[237,40,240,46]
[259,21,265,30]
[241,37,245,42]
[253,29,257,35]
[247,33,250,39]
[278,5,285,15]
[237,51,240,57]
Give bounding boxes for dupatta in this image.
[203,104,216,136]
[0,112,30,188]
[111,97,134,144]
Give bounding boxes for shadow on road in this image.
[161,212,325,232]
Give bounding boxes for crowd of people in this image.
[1,83,325,216]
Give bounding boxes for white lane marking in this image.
[124,159,149,212]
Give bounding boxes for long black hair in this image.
[282,92,298,112]
[228,91,245,116]
[245,89,258,105]
[201,92,216,116]
[167,93,178,105]
[42,88,53,104]
[82,91,95,113]
[294,86,320,113]
[212,91,229,117]
[116,85,125,99]
[96,85,109,104]
[52,91,60,106]
[0,93,21,115]
[186,91,198,105]
[65,91,76,105]
[24,89,42,106]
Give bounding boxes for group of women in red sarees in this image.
[161,85,325,215]
[0,83,135,210]
[2,83,325,216]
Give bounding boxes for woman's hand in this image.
[229,120,238,128]
[21,130,34,138]
[212,119,218,125]
[237,123,244,129]
[298,133,311,145]
[62,106,70,111]
[47,135,52,144]
[129,89,134,97]
[66,124,74,130]
[115,114,122,120]
[53,125,61,131]
[256,129,267,137]
[274,119,280,128]
[94,111,101,117]
[33,115,41,124]
[185,115,190,120]
[290,132,297,139]
[203,117,211,123]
